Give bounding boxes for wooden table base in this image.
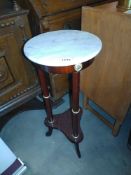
[44,108,83,143]
[44,108,83,158]
[38,68,83,158]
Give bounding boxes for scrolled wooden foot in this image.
[75,143,81,158]
[45,127,53,136]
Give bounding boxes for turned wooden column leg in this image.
[72,72,81,158]
[37,68,53,136]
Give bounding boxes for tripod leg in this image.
[37,68,54,137]
[75,143,81,158]
[45,127,53,136]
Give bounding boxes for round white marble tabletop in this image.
[23,30,102,67]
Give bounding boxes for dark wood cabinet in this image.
[17,0,106,101]
[0,1,40,117]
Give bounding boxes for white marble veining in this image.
[23,30,102,67]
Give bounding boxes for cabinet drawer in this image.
[41,0,87,15]
[41,8,81,31]
[0,57,14,90]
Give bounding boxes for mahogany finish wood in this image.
[36,59,94,74]
[72,72,81,139]
[44,108,83,143]
[37,68,54,123]
[37,59,94,158]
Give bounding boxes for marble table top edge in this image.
[23,30,102,67]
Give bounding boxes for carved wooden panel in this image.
[0,57,14,90]
[0,7,40,116]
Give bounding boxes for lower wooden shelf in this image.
[44,108,83,143]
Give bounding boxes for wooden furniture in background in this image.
[0,0,40,117]
[17,0,107,101]
[80,2,131,136]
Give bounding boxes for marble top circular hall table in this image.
[23,30,102,158]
